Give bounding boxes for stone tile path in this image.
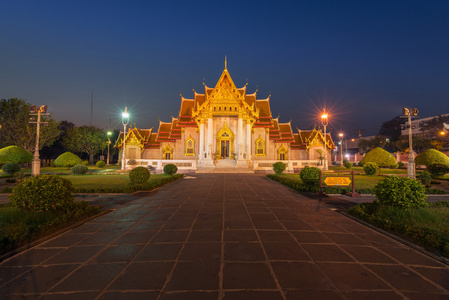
[0,174,448,299]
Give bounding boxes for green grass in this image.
[329,166,408,175]
[270,173,382,193]
[0,202,99,255]
[63,173,183,193]
[349,202,449,258]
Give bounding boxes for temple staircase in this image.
[196,158,253,173]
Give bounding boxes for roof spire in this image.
[224,55,227,69]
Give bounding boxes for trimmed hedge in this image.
[96,160,106,168]
[373,176,428,209]
[363,162,379,175]
[54,152,82,167]
[71,164,88,175]
[299,166,320,186]
[129,166,151,184]
[163,164,178,175]
[360,147,397,168]
[415,149,449,168]
[2,162,21,174]
[273,162,286,174]
[0,146,33,164]
[10,175,75,212]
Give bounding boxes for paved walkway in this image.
[1,174,448,299]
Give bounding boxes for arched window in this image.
[163,144,173,160]
[277,145,288,161]
[255,137,265,156]
[185,137,195,156]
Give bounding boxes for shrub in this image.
[9,175,75,212]
[418,171,432,187]
[300,166,320,186]
[273,162,286,174]
[163,163,178,175]
[96,160,106,168]
[0,146,33,164]
[54,152,82,167]
[373,175,428,209]
[2,162,21,174]
[129,166,151,184]
[82,160,89,165]
[363,162,379,175]
[427,164,449,178]
[128,159,137,165]
[71,164,88,175]
[397,161,405,169]
[344,161,352,169]
[415,149,449,168]
[360,147,397,168]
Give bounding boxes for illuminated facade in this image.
[116,62,334,172]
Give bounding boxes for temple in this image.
[116,61,334,173]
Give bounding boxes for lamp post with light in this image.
[321,110,329,171]
[339,133,344,166]
[121,108,129,171]
[29,105,49,176]
[402,107,419,179]
[107,131,112,165]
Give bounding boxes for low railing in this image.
[125,159,197,173]
[253,160,322,172]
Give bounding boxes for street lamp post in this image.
[402,108,419,179]
[121,108,129,171]
[321,110,329,171]
[339,133,344,166]
[29,105,49,176]
[107,131,112,165]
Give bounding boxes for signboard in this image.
[324,177,351,186]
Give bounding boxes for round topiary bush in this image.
[344,161,352,169]
[129,166,151,184]
[82,160,89,165]
[427,164,449,178]
[0,146,33,164]
[71,164,88,175]
[373,175,428,209]
[54,152,82,167]
[273,162,286,174]
[363,162,379,175]
[300,166,320,186]
[360,147,397,168]
[9,175,75,212]
[96,160,106,168]
[2,162,21,174]
[163,163,178,175]
[415,149,449,168]
[397,161,405,169]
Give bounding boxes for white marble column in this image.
[238,118,243,159]
[199,122,205,160]
[246,122,251,159]
[207,118,213,159]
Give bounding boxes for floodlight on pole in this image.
[339,133,344,166]
[402,107,419,179]
[321,110,329,171]
[29,105,49,176]
[121,108,129,171]
[107,131,112,165]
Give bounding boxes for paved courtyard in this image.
[0,173,448,299]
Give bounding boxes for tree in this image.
[379,116,406,142]
[0,98,61,152]
[62,126,107,164]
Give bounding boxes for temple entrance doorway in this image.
[216,123,235,160]
[221,140,230,158]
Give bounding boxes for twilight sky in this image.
[1,0,448,138]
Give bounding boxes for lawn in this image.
[63,173,183,193]
[349,202,449,258]
[329,166,408,175]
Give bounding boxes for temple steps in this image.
[196,168,254,173]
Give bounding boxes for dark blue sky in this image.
[1,0,448,138]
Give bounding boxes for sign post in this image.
[318,170,360,197]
